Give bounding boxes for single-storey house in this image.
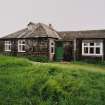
[0,22,105,61]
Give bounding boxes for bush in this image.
[27,56,49,62]
[83,59,102,64]
[0,56,32,69]
[77,59,105,67]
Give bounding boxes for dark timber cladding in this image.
[58,30,105,61]
[0,22,61,61]
[0,22,105,61]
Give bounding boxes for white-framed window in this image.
[18,40,26,52]
[4,41,11,51]
[50,41,55,54]
[82,40,103,56]
[51,47,54,53]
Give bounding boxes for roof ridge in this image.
[58,29,105,33]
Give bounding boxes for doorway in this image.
[55,41,64,61]
[63,41,73,61]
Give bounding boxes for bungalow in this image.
[0,22,105,61]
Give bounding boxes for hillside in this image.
[0,56,105,105]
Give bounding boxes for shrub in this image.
[76,59,105,67]
[27,56,49,62]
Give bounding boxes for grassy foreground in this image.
[0,56,105,105]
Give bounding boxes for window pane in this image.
[5,41,11,51]
[84,47,88,53]
[22,41,25,44]
[19,45,21,51]
[90,47,94,54]
[22,45,25,51]
[18,40,26,52]
[90,42,94,46]
[51,47,54,53]
[9,45,11,50]
[96,42,101,46]
[84,43,88,46]
[96,47,100,54]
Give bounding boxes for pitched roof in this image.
[58,29,105,41]
[2,22,61,39]
[1,22,105,41]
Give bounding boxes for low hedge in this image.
[27,56,49,62]
[75,59,105,67]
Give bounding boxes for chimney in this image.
[49,24,54,30]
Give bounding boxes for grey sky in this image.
[0,0,105,37]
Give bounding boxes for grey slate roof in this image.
[2,22,61,39]
[1,22,105,41]
[58,29,105,41]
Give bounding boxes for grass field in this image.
[0,56,105,105]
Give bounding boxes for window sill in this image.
[82,54,103,57]
[18,51,26,53]
[5,50,11,52]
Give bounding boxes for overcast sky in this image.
[0,0,105,37]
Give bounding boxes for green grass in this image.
[0,56,105,105]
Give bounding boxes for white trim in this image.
[4,41,11,52]
[82,40,103,56]
[49,39,55,61]
[18,40,26,52]
[49,40,55,54]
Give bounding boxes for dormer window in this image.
[18,40,26,52]
[4,41,11,52]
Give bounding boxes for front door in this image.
[55,41,64,61]
[63,41,73,61]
